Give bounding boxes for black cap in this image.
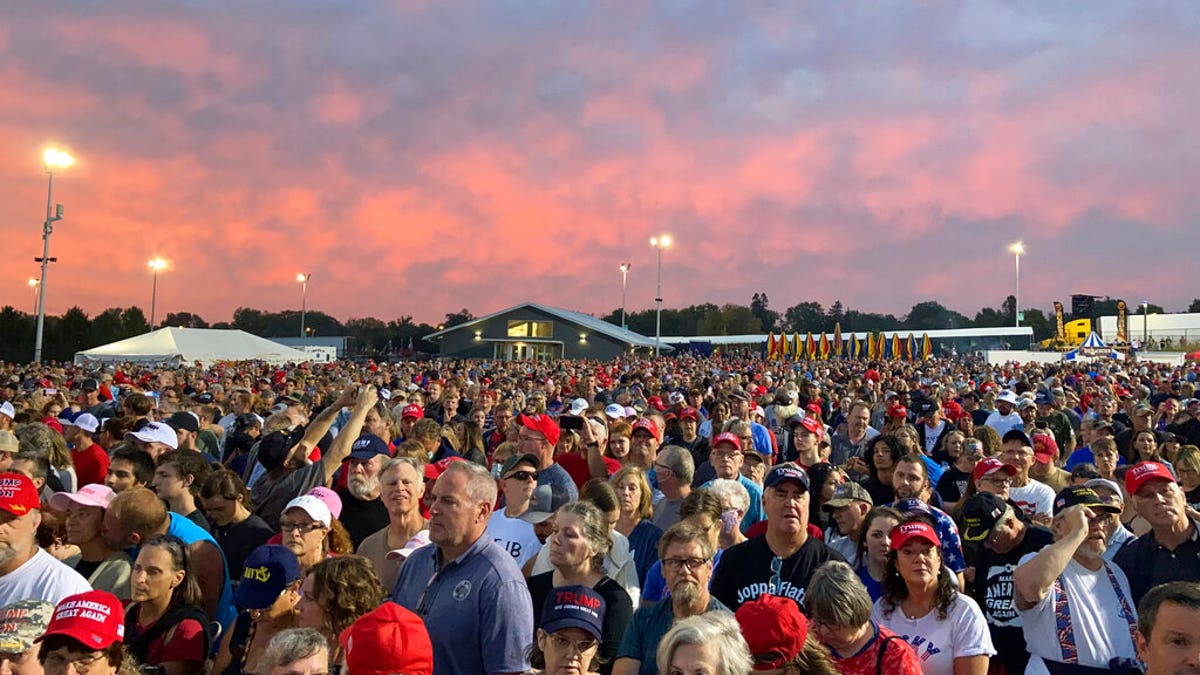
[960,493,1009,544]
[81,378,99,392]
[256,431,292,472]
[1002,429,1032,447]
[194,393,214,404]
[166,412,200,434]
[1053,486,1121,516]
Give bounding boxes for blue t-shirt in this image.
[616,595,730,675]
[626,520,663,587]
[856,563,884,602]
[1065,445,1127,470]
[165,512,235,632]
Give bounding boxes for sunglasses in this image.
[506,470,538,482]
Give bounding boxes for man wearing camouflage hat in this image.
[0,599,54,675]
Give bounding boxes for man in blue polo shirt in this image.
[392,460,533,675]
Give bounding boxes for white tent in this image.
[1064,331,1120,361]
[74,328,313,366]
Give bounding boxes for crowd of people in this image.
[2,352,1200,675]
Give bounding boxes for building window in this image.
[507,320,552,338]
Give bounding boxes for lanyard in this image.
[1052,562,1137,663]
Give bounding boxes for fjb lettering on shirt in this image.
[495,538,524,559]
[899,634,943,662]
[735,581,805,605]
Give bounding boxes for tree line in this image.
[0,295,1187,364]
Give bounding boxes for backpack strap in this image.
[876,634,905,675]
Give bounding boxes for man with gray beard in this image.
[335,434,390,548]
[613,521,729,675]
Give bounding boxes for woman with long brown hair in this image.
[124,535,210,675]
[295,555,385,669]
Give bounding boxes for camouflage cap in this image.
[0,600,54,651]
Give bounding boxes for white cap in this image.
[569,398,588,415]
[0,402,13,420]
[125,422,178,449]
[283,495,332,527]
[386,530,432,560]
[604,404,625,419]
[67,413,100,434]
[996,390,1019,405]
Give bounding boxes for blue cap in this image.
[232,545,301,610]
[1034,390,1052,406]
[348,434,390,461]
[763,464,809,491]
[541,585,605,640]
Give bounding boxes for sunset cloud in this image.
[1,2,1198,327]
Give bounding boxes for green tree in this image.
[902,301,971,330]
[443,309,475,328]
[163,312,208,328]
[783,302,827,333]
[1189,299,1200,313]
[750,293,779,332]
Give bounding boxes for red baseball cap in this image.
[1125,461,1177,496]
[631,418,660,441]
[734,594,808,671]
[679,408,699,422]
[886,403,908,419]
[712,432,741,452]
[1032,434,1059,464]
[340,602,433,675]
[972,458,1017,482]
[0,473,40,517]
[400,404,424,420]
[890,521,941,550]
[798,415,823,439]
[518,414,560,446]
[37,590,125,649]
[646,396,666,411]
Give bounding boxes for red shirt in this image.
[71,441,110,487]
[555,453,620,490]
[138,616,206,667]
[828,624,922,675]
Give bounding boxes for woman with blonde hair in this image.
[611,466,662,586]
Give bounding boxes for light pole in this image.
[148,258,168,330]
[33,148,73,363]
[27,279,39,316]
[618,263,630,330]
[1142,300,1149,345]
[297,273,311,338]
[649,235,671,356]
[1008,241,1024,327]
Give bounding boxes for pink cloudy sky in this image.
[1,3,1198,326]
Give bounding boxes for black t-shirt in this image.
[74,559,102,580]
[860,476,894,507]
[526,573,633,675]
[213,514,275,578]
[184,509,212,534]
[709,534,845,611]
[935,466,971,505]
[336,489,390,550]
[969,525,1053,675]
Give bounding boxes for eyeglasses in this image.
[662,557,710,572]
[43,652,106,674]
[279,520,325,533]
[505,470,538,482]
[711,449,743,458]
[548,633,599,655]
[653,463,674,474]
[770,556,783,595]
[981,476,1012,487]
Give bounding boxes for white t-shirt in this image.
[985,411,1024,437]
[1009,480,1055,520]
[0,548,92,607]
[923,421,946,454]
[485,510,542,569]
[1016,554,1138,675]
[871,593,995,675]
[824,527,859,567]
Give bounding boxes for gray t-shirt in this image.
[250,462,325,530]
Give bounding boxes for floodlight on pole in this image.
[33,147,73,363]
[27,278,39,316]
[618,263,630,330]
[148,257,168,330]
[649,235,672,356]
[1008,241,1024,327]
[297,273,311,337]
